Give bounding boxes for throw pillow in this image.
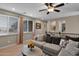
[52,36,61,45]
[60,39,69,48]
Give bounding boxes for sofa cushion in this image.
[59,47,79,56]
[67,40,79,48]
[59,40,79,56]
[35,34,45,42]
[66,46,79,55]
[65,40,79,56]
[52,36,61,45]
[58,48,72,56]
[45,34,52,43]
[43,43,61,54]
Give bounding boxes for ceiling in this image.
[0,3,79,20]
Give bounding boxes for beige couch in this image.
[58,40,79,56]
[33,40,61,56]
[33,39,79,56]
[33,34,79,56]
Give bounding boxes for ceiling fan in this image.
[39,3,64,15]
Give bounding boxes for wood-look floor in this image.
[0,44,23,56]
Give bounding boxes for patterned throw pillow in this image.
[60,39,69,48]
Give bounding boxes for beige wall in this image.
[65,16,79,33]
[47,15,79,34]
[34,20,47,35]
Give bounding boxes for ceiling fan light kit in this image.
[48,7,54,12]
[39,3,64,15]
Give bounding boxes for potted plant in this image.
[28,40,34,51]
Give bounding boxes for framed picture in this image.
[36,23,41,29]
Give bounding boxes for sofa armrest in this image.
[43,43,61,55]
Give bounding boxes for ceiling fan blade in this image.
[55,3,64,8]
[47,12,49,14]
[50,3,53,7]
[54,9,60,12]
[45,3,49,6]
[39,9,47,12]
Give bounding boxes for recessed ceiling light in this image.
[12,8,15,11]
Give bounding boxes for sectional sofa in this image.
[33,34,79,56]
[58,40,79,56]
[33,40,61,56]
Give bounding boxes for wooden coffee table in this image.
[22,45,44,56]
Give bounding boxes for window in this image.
[28,21,33,32]
[24,20,27,32]
[24,17,33,32]
[0,15,8,34]
[0,15,33,34]
[0,15,18,35]
[8,17,18,33]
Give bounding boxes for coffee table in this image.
[22,45,44,56]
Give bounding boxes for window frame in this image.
[0,14,19,36]
[0,14,34,36]
[24,17,33,33]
